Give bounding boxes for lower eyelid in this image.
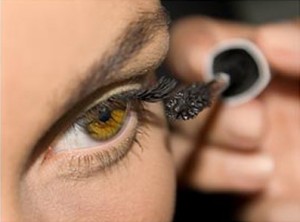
[41,112,139,179]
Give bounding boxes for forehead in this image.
[2,0,163,170]
[3,0,157,83]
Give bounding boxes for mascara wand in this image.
[134,72,229,121]
[165,39,271,120]
[135,39,270,121]
[163,73,229,120]
[164,39,271,121]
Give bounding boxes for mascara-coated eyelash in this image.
[117,74,218,120]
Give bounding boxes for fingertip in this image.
[255,21,300,76]
[226,100,266,148]
[208,100,266,149]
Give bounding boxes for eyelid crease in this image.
[81,83,141,114]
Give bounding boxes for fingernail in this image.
[225,155,274,190]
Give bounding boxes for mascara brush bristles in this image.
[116,74,227,121]
[136,74,222,121]
[163,74,229,120]
[164,82,213,120]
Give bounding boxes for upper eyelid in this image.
[81,83,142,115]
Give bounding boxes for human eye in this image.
[41,80,150,178]
[37,72,214,179]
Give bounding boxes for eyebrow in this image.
[65,7,170,113]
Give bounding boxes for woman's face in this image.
[2,1,175,221]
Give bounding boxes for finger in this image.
[207,100,266,150]
[167,17,258,146]
[166,16,255,82]
[183,145,274,192]
[255,19,300,77]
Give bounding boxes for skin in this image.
[2,1,300,222]
[2,1,175,222]
[168,17,300,221]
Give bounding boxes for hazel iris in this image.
[85,103,127,141]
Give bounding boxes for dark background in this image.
[161,1,299,222]
[162,0,299,23]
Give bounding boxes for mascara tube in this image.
[204,38,271,106]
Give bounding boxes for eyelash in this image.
[119,74,215,120]
[43,74,215,178]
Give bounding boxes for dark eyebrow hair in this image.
[66,7,170,112]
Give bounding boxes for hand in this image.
[168,16,300,221]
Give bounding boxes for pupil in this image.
[98,106,111,122]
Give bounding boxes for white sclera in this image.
[204,38,271,106]
[52,112,137,152]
